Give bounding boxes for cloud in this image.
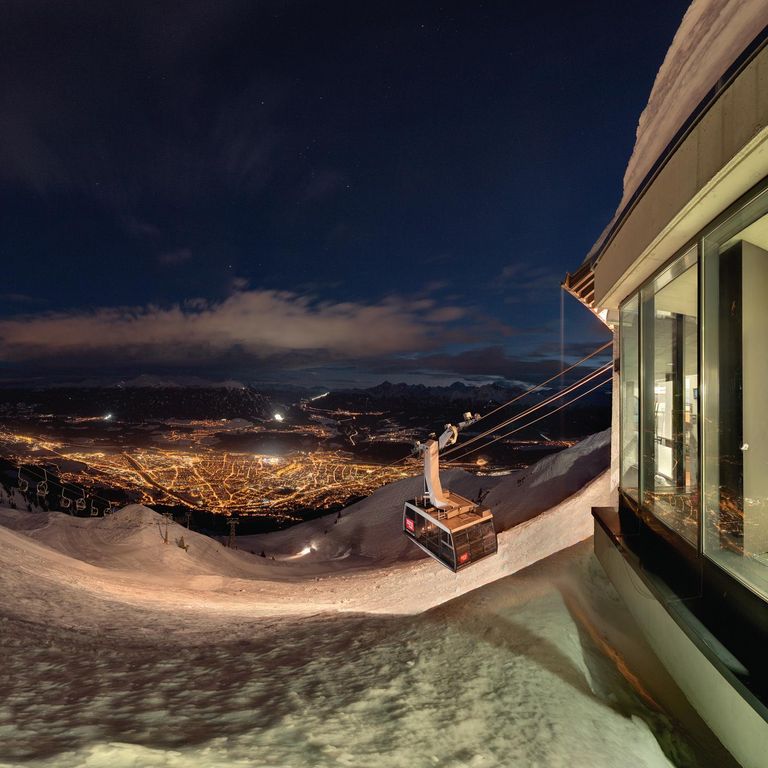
[0,290,474,366]
[494,262,562,304]
[369,342,611,384]
[0,293,46,305]
[158,248,193,266]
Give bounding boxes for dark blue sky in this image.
[0,1,689,388]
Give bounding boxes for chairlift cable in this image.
[15,462,115,509]
[2,432,118,508]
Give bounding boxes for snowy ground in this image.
[0,432,736,766]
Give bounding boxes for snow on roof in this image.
[587,0,768,264]
[623,0,768,208]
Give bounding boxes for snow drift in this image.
[623,0,768,212]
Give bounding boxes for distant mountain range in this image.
[0,375,611,437]
[0,386,275,422]
[342,380,528,405]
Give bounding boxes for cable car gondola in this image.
[403,412,498,571]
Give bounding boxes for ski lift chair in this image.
[17,467,28,493]
[36,469,49,498]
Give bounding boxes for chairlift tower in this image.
[227,517,239,549]
[162,511,173,544]
[403,412,497,571]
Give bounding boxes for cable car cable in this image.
[380,340,612,470]
[441,361,612,460]
[465,341,611,428]
[445,375,612,464]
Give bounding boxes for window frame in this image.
[700,184,768,599]
[619,245,700,548]
[617,176,768,598]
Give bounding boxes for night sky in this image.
[0,1,689,388]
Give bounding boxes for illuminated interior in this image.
[702,188,768,598]
[620,184,768,599]
[642,251,699,546]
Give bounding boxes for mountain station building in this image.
[563,5,768,766]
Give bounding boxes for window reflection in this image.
[703,196,768,598]
[641,253,699,545]
[620,296,640,500]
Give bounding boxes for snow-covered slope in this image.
[238,429,610,563]
[7,434,728,767]
[486,429,610,530]
[1,537,732,768]
[0,503,277,578]
[0,433,612,621]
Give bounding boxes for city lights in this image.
[0,426,411,518]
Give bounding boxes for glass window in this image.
[620,296,640,500]
[640,249,699,545]
[703,188,768,598]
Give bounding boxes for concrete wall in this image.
[595,45,768,308]
[595,524,768,768]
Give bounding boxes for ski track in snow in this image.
[0,432,735,767]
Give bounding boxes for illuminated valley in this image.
[0,383,601,528]
[0,426,414,522]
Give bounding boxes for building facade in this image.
[565,12,768,768]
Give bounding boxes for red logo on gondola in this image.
[405,518,415,532]
[458,552,469,564]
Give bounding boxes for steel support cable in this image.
[446,375,613,464]
[441,361,612,460]
[465,341,611,428]
[380,342,612,470]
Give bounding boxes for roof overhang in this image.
[597,126,768,309]
[561,262,611,327]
